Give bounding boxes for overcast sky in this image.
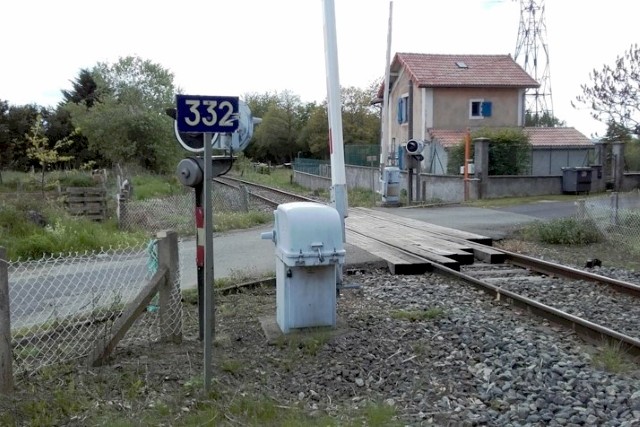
[2,0,638,138]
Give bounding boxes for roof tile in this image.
[394,53,539,88]
[429,127,594,148]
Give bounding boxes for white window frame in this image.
[469,98,484,119]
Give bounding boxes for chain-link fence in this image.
[118,185,252,234]
[5,232,183,374]
[577,191,640,249]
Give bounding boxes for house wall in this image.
[389,69,412,146]
[432,87,521,129]
[390,82,522,146]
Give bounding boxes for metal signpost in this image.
[175,94,239,392]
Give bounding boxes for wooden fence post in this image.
[0,247,14,395]
[157,231,182,343]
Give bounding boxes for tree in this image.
[249,91,309,163]
[298,103,328,158]
[65,56,181,173]
[0,100,9,183]
[0,103,42,171]
[525,111,566,127]
[575,43,640,136]
[25,115,74,194]
[341,85,380,145]
[61,68,101,108]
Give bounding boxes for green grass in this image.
[591,341,635,373]
[275,328,333,356]
[131,173,184,200]
[238,167,308,193]
[391,307,445,322]
[0,199,148,261]
[2,376,400,427]
[237,168,382,208]
[522,217,603,245]
[0,170,96,193]
[213,210,272,232]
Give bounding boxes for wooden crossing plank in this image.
[344,207,505,272]
[346,215,475,265]
[347,222,473,265]
[460,242,505,264]
[351,207,493,245]
[347,232,429,274]
[346,230,459,273]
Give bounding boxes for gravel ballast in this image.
[211,267,640,426]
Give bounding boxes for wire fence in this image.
[6,235,183,374]
[118,185,252,234]
[577,191,640,249]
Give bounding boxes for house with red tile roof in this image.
[379,52,595,175]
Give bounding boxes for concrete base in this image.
[379,200,401,208]
[259,315,349,345]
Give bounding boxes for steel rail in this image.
[432,262,640,357]
[214,176,316,204]
[212,177,283,207]
[345,229,640,357]
[500,249,640,298]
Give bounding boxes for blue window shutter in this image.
[481,101,492,117]
[397,98,403,123]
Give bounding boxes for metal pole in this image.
[379,1,393,175]
[322,0,348,235]
[195,187,204,341]
[0,247,13,395]
[203,132,214,393]
[464,129,470,202]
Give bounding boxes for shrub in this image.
[447,127,531,175]
[523,217,603,245]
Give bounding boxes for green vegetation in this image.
[0,170,95,193]
[214,210,272,232]
[0,199,147,260]
[275,328,332,356]
[1,360,401,426]
[447,127,531,175]
[237,166,380,208]
[591,341,635,373]
[131,173,183,200]
[391,307,445,322]
[522,217,603,245]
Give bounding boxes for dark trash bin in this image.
[561,167,592,194]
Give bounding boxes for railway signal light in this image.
[405,139,425,165]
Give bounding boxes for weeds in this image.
[523,217,603,245]
[591,341,635,373]
[131,173,183,201]
[275,329,332,356]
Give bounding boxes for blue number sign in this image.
[176,95,239,133]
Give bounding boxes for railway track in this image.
[214,175,318,208]
[214,176,640,356]
[450,254,640,356]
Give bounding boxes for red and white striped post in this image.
[195,206,205,268]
